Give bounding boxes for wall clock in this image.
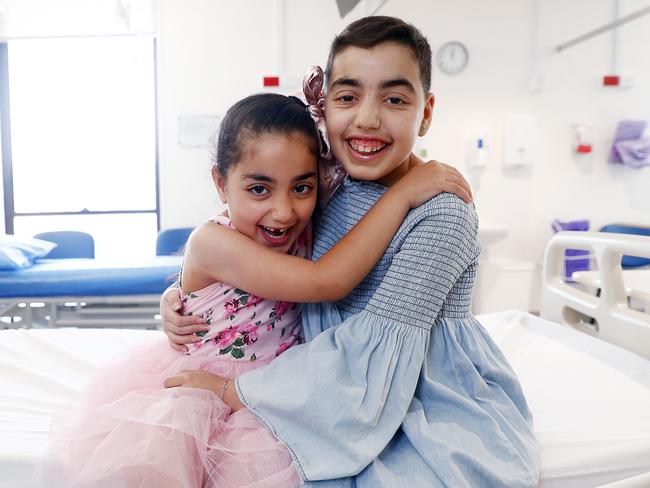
[436,41,469,75]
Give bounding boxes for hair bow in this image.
[302,66,347,207]
[303,66,331,159]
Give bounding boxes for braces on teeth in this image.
[350,142,386,153]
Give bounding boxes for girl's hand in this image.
[160,287,209,352]
[164,370,245,411]
[394,157,473,208]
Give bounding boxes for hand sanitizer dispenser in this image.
[474,138,488,167]
[466,134,489,169]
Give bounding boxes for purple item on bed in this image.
[609,120,647,165]
[552,219,589,233]
[551,219,591,281]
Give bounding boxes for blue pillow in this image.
[0,235,57,270]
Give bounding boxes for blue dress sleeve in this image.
[236,194,480,481]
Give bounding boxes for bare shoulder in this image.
[187,221,230,251]
[182,221,235,291]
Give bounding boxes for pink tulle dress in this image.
[46,216,305,488]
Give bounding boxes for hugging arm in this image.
[163,159,471,348]
[186,159,471,304]
[236,195,480,480]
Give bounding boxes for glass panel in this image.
[13,213,158,259]
[8,36,156,213]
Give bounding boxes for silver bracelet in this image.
[219,379,231,400]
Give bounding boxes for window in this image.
[1,36,158,258]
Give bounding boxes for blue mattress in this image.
[0,256,182,298]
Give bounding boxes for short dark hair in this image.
[212,93,319,178]
[325,16,432,94]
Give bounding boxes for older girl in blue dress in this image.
[164,16,539,488]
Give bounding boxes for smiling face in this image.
[213,131,318,254]
[325,42,434,186]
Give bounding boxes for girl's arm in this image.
[163,370,245,411]
[183,159,470,303]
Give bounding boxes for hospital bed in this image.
[0,232,649,487]
[0,256,183,328]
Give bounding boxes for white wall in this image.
[155,0,347,228]
[1,1,647,308]
[155,0,650,310]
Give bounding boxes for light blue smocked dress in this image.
[237,178,539,487]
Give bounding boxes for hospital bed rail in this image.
[541,231,650,359]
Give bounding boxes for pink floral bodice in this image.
[180,216,306,362]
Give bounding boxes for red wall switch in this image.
[603,75,620,86]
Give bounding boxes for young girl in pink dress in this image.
[44,92,470,487]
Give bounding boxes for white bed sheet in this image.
[0,327,153,487]
[480,311,650,487]
[1,311,649,487]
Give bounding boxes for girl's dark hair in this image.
[213,93,319,178]
[325,16,432,93]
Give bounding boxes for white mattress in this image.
[480,311,650,487]
[0,327,154,487]
[1,311,649,487]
